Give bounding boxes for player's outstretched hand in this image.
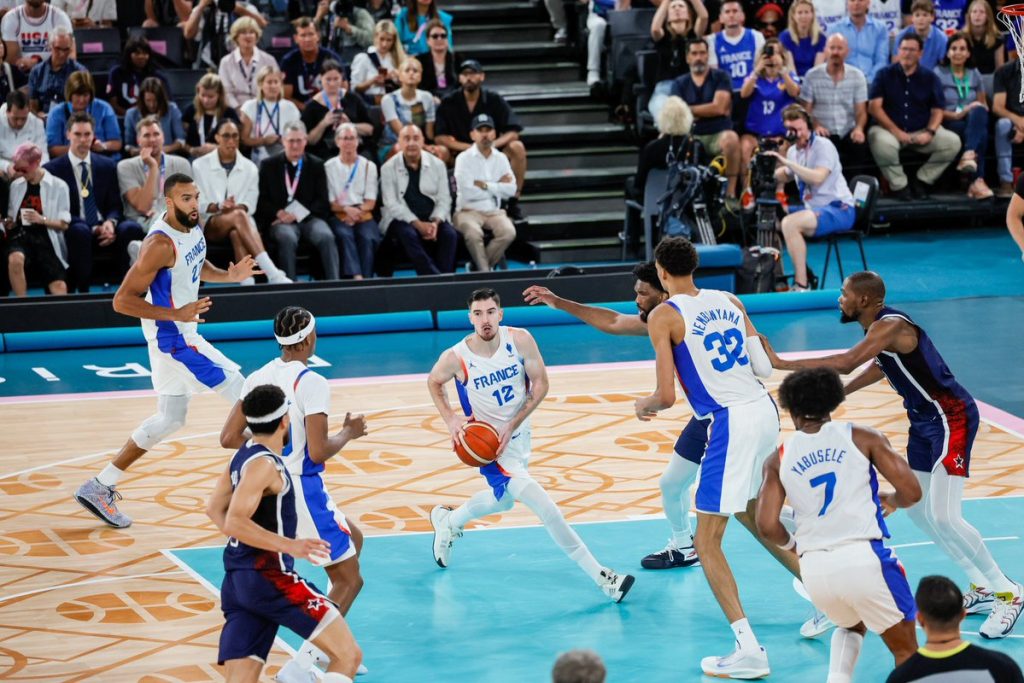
[288,537,331,563]
[227,255,262,282]
[522,285,559,307]
[175,296,212,323]
[341,412,367,440]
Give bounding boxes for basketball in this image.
[454,421,501,467]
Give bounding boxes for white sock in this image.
[730,618,761,652]
[826,628,863,683]
[254,251,277,275]
[448,489,512,530]
[294,640,327,670]
[96,463,124,487]
[322,674,353,683]
[240,276,255,286]
[661,454,699,545]
[568,545,605,583]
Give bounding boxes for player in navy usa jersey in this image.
[207,384,362,683]
[765,271,1022,639]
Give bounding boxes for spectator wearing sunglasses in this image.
[417,19,458,101]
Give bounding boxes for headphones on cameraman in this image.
[784,105,814,145]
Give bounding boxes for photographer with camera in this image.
[313,0,374,63]
[766,104,855,291]
[739,38,799,200]
[183,0,268,70]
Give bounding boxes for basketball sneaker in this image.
[598,568,635,603]
[640,538,700,569]
[964,584,996,614]
[74,478,131,528]
[980,583,1024,639]
[275,660,316,683]
[800,609,835,638]
[700,646,770,679]
[430,505,461,568]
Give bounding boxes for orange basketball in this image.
[454,421,501,467]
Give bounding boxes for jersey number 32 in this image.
[703,329,750,372]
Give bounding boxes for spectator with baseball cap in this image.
[453,112,517,272]
[436,59,527,220]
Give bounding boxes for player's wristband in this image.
[777,533,796,551]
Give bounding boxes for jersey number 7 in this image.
[809,472,837,516]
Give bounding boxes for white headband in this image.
[246,401,290,424]
[275,314,316,346]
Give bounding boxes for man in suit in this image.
[45,111,144,293]
[255,120,339,281]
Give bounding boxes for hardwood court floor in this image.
[1,364,1022,682]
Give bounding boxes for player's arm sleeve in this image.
[747,335,772,378]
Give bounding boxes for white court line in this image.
[0,569,186,604]
[891,535,1020,550]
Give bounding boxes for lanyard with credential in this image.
[198,114,218,147]
[285,157,303,203]
[338,157,359,204]
[257,100,280,137]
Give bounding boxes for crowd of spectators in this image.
[0,0,535,294]
[612,0,1024,208]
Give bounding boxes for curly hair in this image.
[657,96,693,137]
[274,306,313,348]
[243,384,288,434]
[632,261,666,293]
[778,368,845,419]
[653,236,699,277]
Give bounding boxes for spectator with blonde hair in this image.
[6,141,71,296]
[218,16,279,109]
[637,95,695,195]
[46,70,121,159]
[182,73,240,160]
[239,65,301,166]
[779,0,825,77]
[964,0,1005,75]
[551,650,606,683]
[351,19,405,104]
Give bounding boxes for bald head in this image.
[845,271,886,302]
[825,33,849,64]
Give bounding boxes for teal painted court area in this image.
[168,497,1024,683]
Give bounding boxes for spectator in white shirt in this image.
[218,17,279,110]
[51,0,116,28]
[381,57,447,162]
[453,113,516,273]
[326,122,380,279]
[1,0,72,75]
[239,65,301,167]
[0,91,49,176]
[192,119,291,285]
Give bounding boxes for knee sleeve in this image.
[508,477,560,525]
[131,394,190,450]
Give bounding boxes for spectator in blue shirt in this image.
[123,77,186,158]
[778,0,825,76]
[395,0,453,57]
[893,0,948,71]
[27,27,83,117]
[832,0,890,82]
[867,34,961,200]
[46,70,122,160]
[739,38,800,192]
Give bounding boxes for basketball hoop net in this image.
[999,4,1024,102]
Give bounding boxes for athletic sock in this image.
[730,618,761,652]
[826,628,863,683]
[294,641,326,671]
[568,546,605,583]
[671,532,694,549]
[254,251,278,276]
[96,463,124,487]
[966,569,989,588]
[322,674,353,683]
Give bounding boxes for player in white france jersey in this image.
[427,288,635,603]
[757,367,923,682]
[219,306,370,682]
[74,173,257,529]
[635,236,805,679]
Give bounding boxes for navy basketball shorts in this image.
[906,399,980,477]
[674,416,711,466]
[218,567,339,665]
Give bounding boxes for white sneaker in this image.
[127,239,142,266]
[598,568,635,603]
[553,27,568,43]
[240,276,256,286]
[275,659,316,683]
[587,70,600,86]
[964,584,996,614]
[357,662,369,675]
[430,505,461,568]
[700,646,770,679]
[980,583,1023,639]
[268,271,293,284]
[800,609,835,638]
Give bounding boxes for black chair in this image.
[816,174,878,288]
[130,27,186,67]
[607,9,655,85]
[261,20,295,59]
[75,28,121,57]
[622,167,669,261]
[164,69,205,106]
